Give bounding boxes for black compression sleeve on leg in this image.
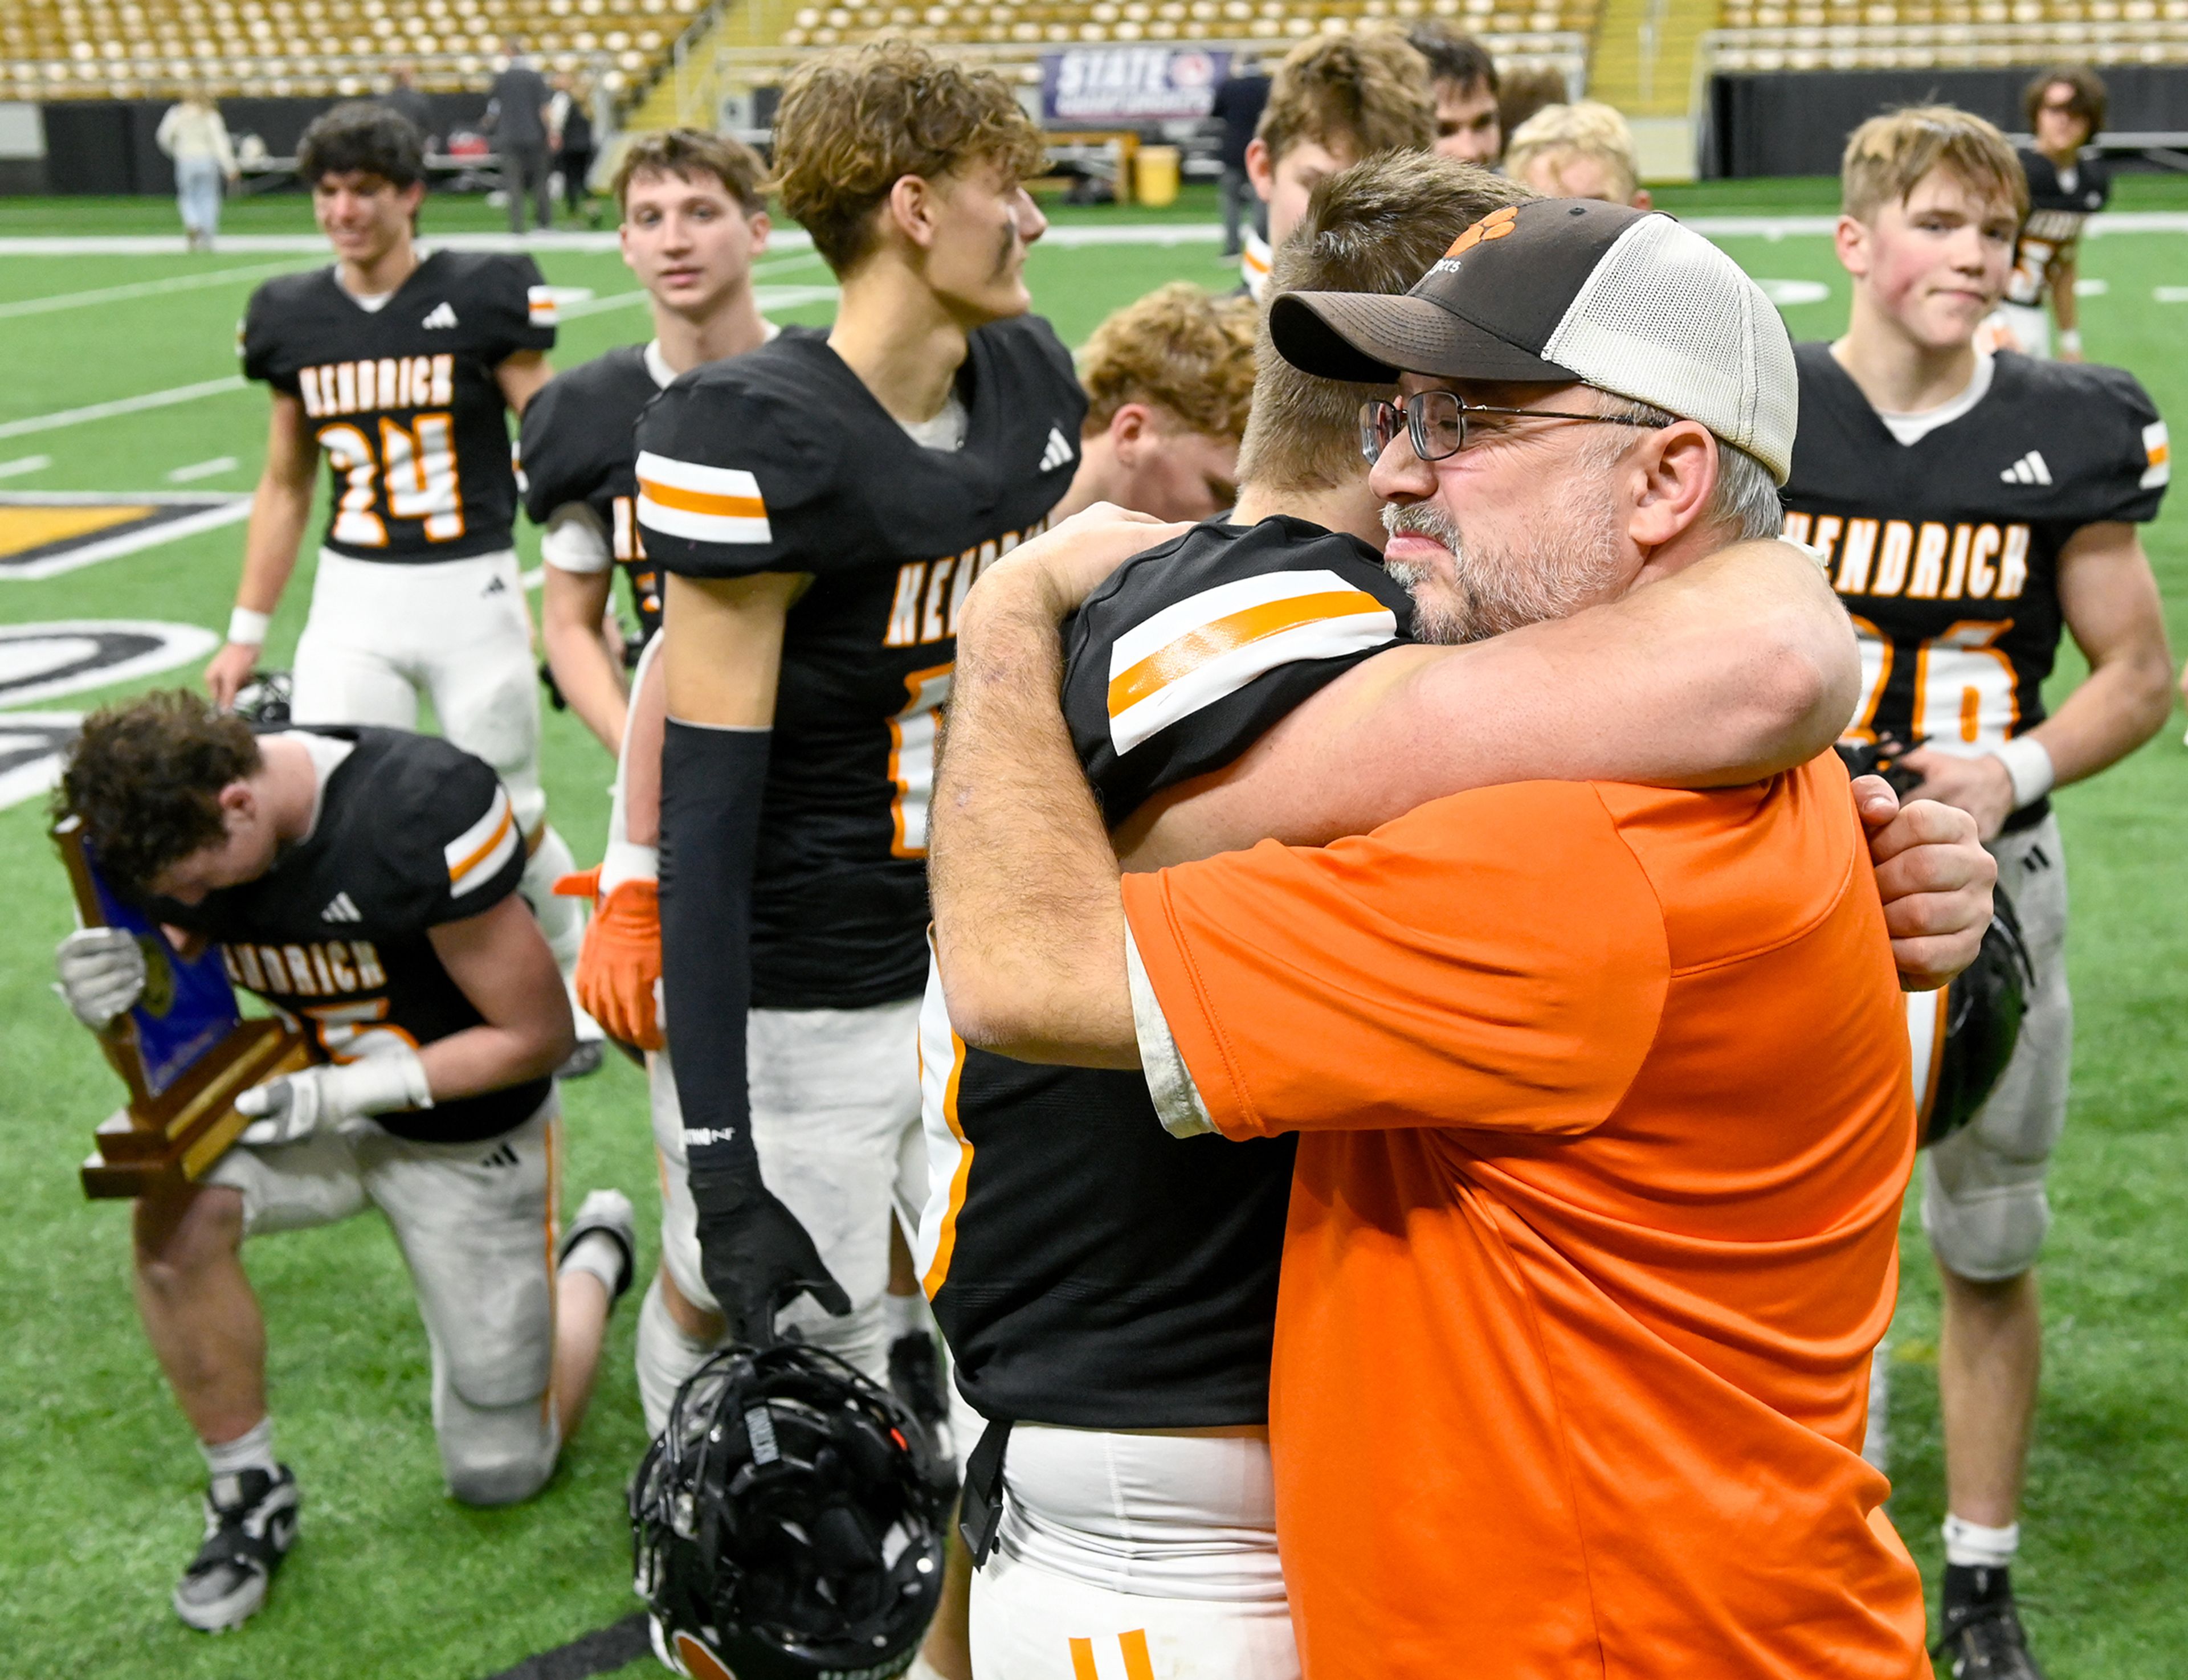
[658,718,769,1187]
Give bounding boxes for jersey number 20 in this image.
[319,415,464,547]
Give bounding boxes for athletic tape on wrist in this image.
[227,606,271,646]
[2058,328,2083,353]
[1990,736,2055,810]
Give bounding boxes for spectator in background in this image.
[382,61,436,149]
[489,38,554,232]
[1407,21,1501,165]
[1505,100,1652,207]
[550,72,598,226]
[156,89,238,253]
[1979,64,2111,361]
[1210,54,1271,257]
[1497,63,1569,153]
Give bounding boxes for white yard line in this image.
[0,258,311,320]
[167,455,239,482]
[0,453,51,478]
[0,375,250,440]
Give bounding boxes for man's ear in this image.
[1244,137,1274,205]
[885,173,942,252]
[746,208,771,255]
[1626,420,1718,550]
[1834,211,1872,281]
[1108,403,1154,462]
[218,779,256,829]
[399,179,427,218]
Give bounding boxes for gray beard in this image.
[1381,487,1629,645]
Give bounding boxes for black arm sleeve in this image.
[658,718,769,1185]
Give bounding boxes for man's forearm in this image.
[931,571,1138,1066]
[235,475,311,615]
[2031,648,2173,786]
[1134,538,1855,855]
[542,571,628,753]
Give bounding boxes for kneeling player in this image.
[52,692,635,1633]
[915,156,2001,1678]
[205,101,597,1071]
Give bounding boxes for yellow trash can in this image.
[1133,145,1181,209]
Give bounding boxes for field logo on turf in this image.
[0,618,221,811]
[0,491,251,582]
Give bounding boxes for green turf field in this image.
[0,181,2182,1679]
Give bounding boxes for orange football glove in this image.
[556,868,664,1050]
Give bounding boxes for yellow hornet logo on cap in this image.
[1440,204,1520,260]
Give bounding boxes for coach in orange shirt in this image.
[930,198,1932,1679]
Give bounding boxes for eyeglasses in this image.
[1358,390,1664,466]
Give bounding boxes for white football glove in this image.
[235,1043,433,1147]
[55,926,146,1030]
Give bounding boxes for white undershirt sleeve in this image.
[540,502,613,574]
[1125,923,1217,1139]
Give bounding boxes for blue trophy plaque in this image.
[54,814,307,1199]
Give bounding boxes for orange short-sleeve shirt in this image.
[1121,757,1926,1680]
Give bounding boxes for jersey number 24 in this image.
[319,415,464,546]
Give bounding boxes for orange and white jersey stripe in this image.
[445,782,519,897]
[1105,568,1397,756]
[526,284,560,326]
[634,450,773,546]
[913,957,973,1298]
[1240,226,1271,304]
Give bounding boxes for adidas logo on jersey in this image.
[479,1142,521,1168]
[2000,451,2054,485]
[421,301,458,330]
[1039,425,1076,473]
[321,892,362,923]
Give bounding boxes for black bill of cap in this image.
[1269,289,1579,385]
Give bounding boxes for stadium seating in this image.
[774,0,1599,50]
[1704,0,2188,71]
[0,0,706,102]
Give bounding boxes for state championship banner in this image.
[1040,47,1232,124]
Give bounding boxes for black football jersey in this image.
[519,342,667,643]
[148,727,549,1144]
[2004,149,2111,310]
[920,517,1414,1428]
[635,317,1088,1008]
[240,250,557,563]
[1783,343,2167,827]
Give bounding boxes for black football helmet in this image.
[1914,885,2035,1148]
[631,1343,956,1680]
[230,669,293,728]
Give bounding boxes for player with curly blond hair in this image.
[598,53,1087,1624]
[1050,281,1259,524]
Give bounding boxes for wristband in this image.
[1990,735,2055,810]
[227,606,271,646]
[2057,328,2083,354]
[599,837,659,895]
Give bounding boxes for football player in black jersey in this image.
[524,129,778,757]
[910,157,2002,1678]
[1233,35,1434,303]
[1979,66,2111,363]
[1789,105,2172,1678]
[207,102,599,1074]
[51,692,635,1633]
[623,43,1086,1495]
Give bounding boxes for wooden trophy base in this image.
[80,1018,311,1199]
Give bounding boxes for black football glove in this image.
[689,1168,852,1348]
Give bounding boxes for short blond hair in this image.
[1079,283,1259,444]
[772,40,1047,276]
[1256,32,1437,170]
[1841,104,2028,224]
[1504,101,1641,203]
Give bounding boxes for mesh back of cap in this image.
[1540,216,1798,481]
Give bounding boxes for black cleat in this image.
[1934,1566,2047,1679]
[556,1039,605,1079]
[172,1464,299,1632]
